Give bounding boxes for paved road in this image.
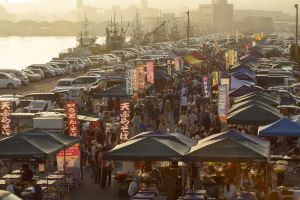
[0,71,84,95]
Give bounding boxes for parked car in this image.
[25,100,49,113]
[48,61,72,75]
[64,58,84,71]
[52,78,74,92]
[72,76,101,89]
[0,72,21,89]
[26,64,56,78]
[47,63,66,76]
[28,68,45,79]
[23,70,42,82]
[0,69,29,86]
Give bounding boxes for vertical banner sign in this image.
[166,60,174,76]
[211,71,219,94]
[120,101,131,143]
[146,62,154,84]
[212,71,219,87]
[56,101,80,172]
[0,101,12,136]
[225,51,229,68]
[234,51,238,64]
[66,102,79,137]
[126,69,134,95]
[138,66,145,90]
[229,49,235,66]
[175,57,181,71]
[218,85,228,122]
[202,76,211,99]
[132,68,139,92]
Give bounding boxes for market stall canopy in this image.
[130,131,197,147]
[229,99,278,114]
[183,55,203,66]
[230,76,254,90]
[234,92,279,106]
[104,137,190,161]
[155,70,170,80]
[230,70,256,82]
[92,82,132,98]
[191,51,207,61]
[227,104,283,125]
[184,131,270,162]
[229,85,263,97]
[258,118,300,137]
[0,128,79,159]
[265,48,283,58]
[240,54,259,63]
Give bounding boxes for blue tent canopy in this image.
[230,85,263,97]
[258,118,300,137]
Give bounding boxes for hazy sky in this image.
[0,0,298,14]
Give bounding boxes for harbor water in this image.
[0,36,106,70]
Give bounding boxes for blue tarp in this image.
[258,118,300,137]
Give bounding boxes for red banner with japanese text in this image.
[120,101,131,143]
[66,102,79,137]
[138,65,145,90]
[56,101,80,172]
[0,101,12,136]
[146,62,154,84]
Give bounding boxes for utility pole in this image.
[187,10,190,47]
[295,4,299,46]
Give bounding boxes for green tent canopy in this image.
[227,104,282,125]
[92,82,132,98]
[0,128,79,160]
[105,137,190,161]
[229,99,279,114]
[184,131,270,162]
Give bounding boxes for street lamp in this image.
[295,4,298,46]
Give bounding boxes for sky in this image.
[0,0,298,14]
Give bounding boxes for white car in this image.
[0,72,22,89]
[72,76,101,89]
[47,63,66,76]
[52,78,74,92]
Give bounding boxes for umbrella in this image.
[258,118,300,137]
[227,104,282,125]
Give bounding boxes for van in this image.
[0,69,29,85]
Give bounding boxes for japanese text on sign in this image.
[126,69,134,95]
[0,101,12,136]
[166,60,174,76]
[202,76,211,99]
[138,66,145,90]
[146,62,154,84]
[120,102,130,142]
[66,102,79,137]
